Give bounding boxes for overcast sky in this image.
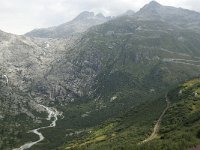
[0,0,199,35]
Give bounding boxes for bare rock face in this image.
[0,12,110,118]
[0,29,102,117]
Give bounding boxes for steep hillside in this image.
[0,70,48,150]
[0,31,81,149]
[1,1,200,150]
[59,78,200,150]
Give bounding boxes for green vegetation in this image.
[0,116,39,150]
[59,78,200,150]
[59,95,167,150]
[0,79,49,150]
[2,7,200,150]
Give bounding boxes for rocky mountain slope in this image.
[1,1,200,150]
[0,30,81,102]
[0,30,82,149]
[25,11,110,38]
[137,1,200,32]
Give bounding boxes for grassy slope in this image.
[62,78,200,150]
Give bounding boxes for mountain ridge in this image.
[25,11,111,38]
[136,1,200,30]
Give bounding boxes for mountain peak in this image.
[137,0,163,17]
[146,1,162,7]
[148,1,162,6]
[96,13,105,19]
[124,10,135,16]
[73,11,95,21]
[142,1,162,11]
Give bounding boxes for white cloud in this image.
[0,0,199,35]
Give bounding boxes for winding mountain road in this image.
[140,95,170,144]
[13,104,59,150]
[163,58,200,67]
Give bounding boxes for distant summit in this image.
[25,11,110,38]
[136,0,200,26]
[124,10,135,16]
[138,1,162,14]
[73,11,107,21]
[73,11,95,21]
[147,1,162,7]
[96,13,106,19]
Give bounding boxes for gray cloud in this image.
[0,0,199,34]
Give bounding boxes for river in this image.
[13,104,59,150]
